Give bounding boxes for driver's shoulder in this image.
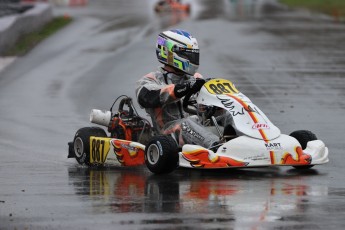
[140,70,162,82]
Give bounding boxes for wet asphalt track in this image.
[1,0,345,229]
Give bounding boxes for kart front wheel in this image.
[145,135,179,174]
[73,127,107,166]
[289,130,317,169]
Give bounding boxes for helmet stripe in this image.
[170,29,191,40]
[181,30,191,39]
[161,33,187,47]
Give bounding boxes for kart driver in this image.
[135,29,220,149]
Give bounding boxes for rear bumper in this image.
[67,141,75,158]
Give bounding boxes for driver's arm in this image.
[136,73,205,109]
[136,73,182,108]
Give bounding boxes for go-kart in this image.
[154,0,190,13]
[67,78,329,174]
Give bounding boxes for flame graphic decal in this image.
[111,140,145,166]
[182,149,248,168]
[280,146,312,165]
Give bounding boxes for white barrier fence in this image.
[22,0,88,6]
[50,0,88,6]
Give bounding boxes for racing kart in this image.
[67,78,329,174]
[154,0,191,13]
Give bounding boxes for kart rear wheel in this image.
[73,127,107,166]
[289,130,317,169]
[145,135,179,174]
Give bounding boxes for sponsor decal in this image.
[244,153,270,161]
[265,142,282,151]
[174,47,199,53]
[216,95,244,116]
[120,143,138,153]
[252,123,270,130]
[177,87,187,93]
[181,122,205,141]
[157,141,163,156]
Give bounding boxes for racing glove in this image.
[190,78,206,94]
[174,78,206,98]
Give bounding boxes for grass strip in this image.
[5,15,72,56]
[279,0,345,18]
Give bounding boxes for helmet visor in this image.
[174,47,200,65]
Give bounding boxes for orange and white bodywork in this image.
[89,136,145,166]
[177,78,329,169]
[179,135,328,169]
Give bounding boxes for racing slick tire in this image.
[145,135,179,174]
[289,130,317,169]
[73,127,107,166]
